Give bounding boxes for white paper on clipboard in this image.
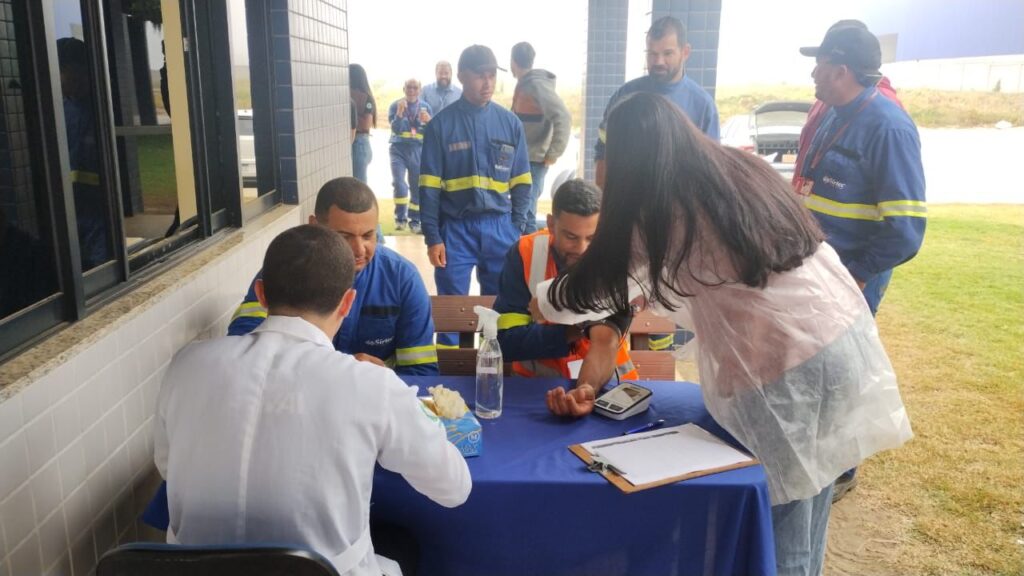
[581,423,754,486]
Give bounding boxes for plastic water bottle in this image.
[473,306,503,419]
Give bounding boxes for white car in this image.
[238,109,257,187]
[720,101,812,179]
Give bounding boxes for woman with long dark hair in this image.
[349,64,377,183]
[536,92,912,575]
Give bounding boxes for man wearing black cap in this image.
[419,44,532,348]
[795,23,926,513]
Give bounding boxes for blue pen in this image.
[622,419,665,436]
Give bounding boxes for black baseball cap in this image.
[800,25,881,75]
[458,45,506,74]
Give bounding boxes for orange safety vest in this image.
[511,230,638,380]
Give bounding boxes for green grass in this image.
[136,134,178,213]
[868,205,1024,575]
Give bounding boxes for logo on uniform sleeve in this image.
[448,141,471,152]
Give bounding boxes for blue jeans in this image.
[771,482,835,576]
[862,269,893,316]
[390,143,421,225]
[523,162,548,233]
[352,133,372,183]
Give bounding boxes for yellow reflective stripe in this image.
[396,344,438,366]
[649,334,674,351]
[436,342,460,350]
[497,312,532,330]
[230,301,267,322]
[508,171,533,189]
[70,170,100,186]
[878,200,927,218]
[398,131,424,140]
[444,175,511,194]
[805,194,883,222]
[409,203,420,211]
[419,174,443,188]
[394,197,410,205]
[598,127,606,143]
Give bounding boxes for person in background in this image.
[510,41,572,233]
[493,179,636,410]
[798,22,926,502]
[534,92,912,576]
[418,45,532,349]
[792,19,904,198]
[388,79,432,234]
[155,224,471,576]
[230,178,439,376]
[421,60,462,115]
[594,15,719,189]
[349,64,376,183]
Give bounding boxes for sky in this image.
[346,0,872,91]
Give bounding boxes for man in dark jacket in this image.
[510,42,572,233]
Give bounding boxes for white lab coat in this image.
[537,242,912,506]
[154,315,471,575]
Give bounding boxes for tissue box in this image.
[420,399,482,458]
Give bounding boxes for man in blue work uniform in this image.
[419,44,532,348]
[229,177,439,375]
[595,15,719,190]
[388,78,432,233]
[800,25,926,502]
[422,61,462,115]
[594,16,718,354]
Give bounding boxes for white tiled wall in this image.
[0,209,299,576]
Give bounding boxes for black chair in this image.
[96,543,341,576]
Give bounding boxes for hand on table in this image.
[546,384,596,418]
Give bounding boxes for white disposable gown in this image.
[538,240,912,506]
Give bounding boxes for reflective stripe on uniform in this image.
[527,234,549,296]
[598,127,606,143]
[70,170,100,186]
[878,199,927,218]
[436,342,460,350]
[497,312,531,331]
[396,344,438,366]
[649,334,674,351]
[616,358,637,378]
[805,194,883,221]
[419,174,443,188]
[409,202,420,211]
[508,171,533,189]
[394,197,410,205]
[398,131,424,140]
[231,301,268,322]
[444,175,511,194]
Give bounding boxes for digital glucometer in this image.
[594,381,653,420]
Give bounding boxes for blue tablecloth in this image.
[373,376,775,576]
[143,377,775,575]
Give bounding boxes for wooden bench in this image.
[430,295,677,380]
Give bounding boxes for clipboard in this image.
[569,424,759,494]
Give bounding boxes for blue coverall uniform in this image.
[595,73,720,164]
[802,86,927,314]
[228,245,439,375]
[64,96,112,269]
[418,97,532,348]
[388,98,433,228]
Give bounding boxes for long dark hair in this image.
[550,92,823,314]
[349,63,377,125]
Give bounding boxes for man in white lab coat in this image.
[154,224,472,576]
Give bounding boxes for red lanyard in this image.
[807,89,878,173]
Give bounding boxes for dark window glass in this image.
[53,0,116,271]
[0,0,61,321]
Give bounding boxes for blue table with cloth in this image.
[374,376,774,576]
[142,377,774,575]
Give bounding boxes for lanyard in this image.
[805,89,878,175]
[404,101,419,124]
